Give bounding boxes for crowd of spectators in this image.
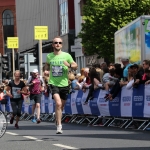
[68,57,150,104]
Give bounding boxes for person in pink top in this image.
[27,69,45,124]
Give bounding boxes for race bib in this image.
[52,66,63,77]
[12,87,21,98]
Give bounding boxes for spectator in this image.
[84,67,101,104]
[121,56,132,81]
[133,60,150,87]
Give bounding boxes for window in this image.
[2,10,14,53]
[59,0,68,35]
[3,10,14,25]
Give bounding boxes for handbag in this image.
[0,99,7,104]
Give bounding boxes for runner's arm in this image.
[5,86,13,98]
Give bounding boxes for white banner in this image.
[71,90,78,114]
[97,90,110,116]
[120,86,133,117]
[81,89,91,114]
[41,94,45,113]
[48,94,54,113]
[143,84,150,117]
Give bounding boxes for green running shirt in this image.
[46,52,74,87]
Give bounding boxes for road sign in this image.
[34,26,48,40]
[7,37,19,49]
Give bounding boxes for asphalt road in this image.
[1,120,150,150]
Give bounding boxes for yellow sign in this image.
[34,26,48,40]
[7,37,19,49]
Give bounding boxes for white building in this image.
[72,0,86,73]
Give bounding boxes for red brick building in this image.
[0,0,17,54]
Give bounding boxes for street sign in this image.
[71,46,82,52]
[34,26,48,40]
[7,37,19,49]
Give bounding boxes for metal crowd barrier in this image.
[4,112,149,131]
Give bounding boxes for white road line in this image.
[23,136,38,140]
[36,140,43,141]
[6,132,43,141]
[6,132,19,136]
[53,144,78,149]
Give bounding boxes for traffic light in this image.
[16,53,25,78]
[33,43,39,65]
[2,53,12,79]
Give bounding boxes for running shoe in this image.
[10,117,14,124]
[56,125,63,134]
[37,119,41,124]
[15,123,19,129]
[31,116,37,123]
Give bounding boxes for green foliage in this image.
[78,0,150,62]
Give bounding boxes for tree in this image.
[78,0,150,62]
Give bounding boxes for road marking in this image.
[6,132,43,141]
[6,132,19,136]
[53,144,78,149]
[23,136,38,140]
[36,140,43,141]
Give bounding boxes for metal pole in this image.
[39,40,42,76]
[12,48,15,79]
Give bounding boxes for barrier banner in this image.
[89,89,100,116]
[76,90,84,114]
[144,84,150,117]
[132,84,144,117]
[81,89,92,114]
[120,86,133,117]
[97,90,110,116]
[41,94,45,113]
[64,93,72,114]
[109,90,121,117]
[71,90,78,114]
[6,97,12,112]
[48,95,54,113]
[44,95,49,113]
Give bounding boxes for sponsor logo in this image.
[111,97,119,103]
[122,96,131,102]
[134,96,143,102]
[124,103,130,106]
[98,98,105,103]
[135,103,142,106]
[146,95,150,101]
[0,111,7,138]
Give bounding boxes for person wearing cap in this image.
[45,36,77,134]
[121,57,132,81]
[27,69,45,124]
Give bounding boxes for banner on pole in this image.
[7,37,19,48]
[34,26,48,40]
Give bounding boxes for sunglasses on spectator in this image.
[54,42,62,44]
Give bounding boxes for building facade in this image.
[0,0,17,54]
[15,0,59,52]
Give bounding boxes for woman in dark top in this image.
[6,70,27,129]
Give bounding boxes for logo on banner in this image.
[134,96,143,101]
[133,96,143,106]
[98,98,105,103]
[0,111,7,138]
[122,96,131,106]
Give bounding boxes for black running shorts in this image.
[49,84,69,100]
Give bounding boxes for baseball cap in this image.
[32,69,38,73]
[129,64,139,69]
[121,57,129,62]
